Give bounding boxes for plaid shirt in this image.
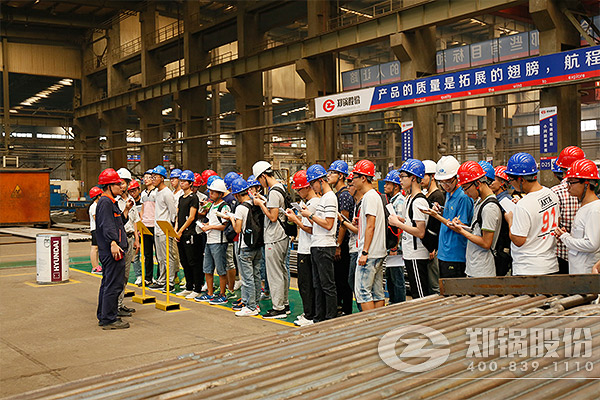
[550,180,579,260]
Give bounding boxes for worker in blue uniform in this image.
[96,168,131,330]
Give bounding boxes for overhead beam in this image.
[0,7,103,29]
[76,0,524,117]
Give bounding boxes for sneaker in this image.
[91,267,102,275]
[234,280,242,291]
[209,294,228,305]
[201,283,208,292]
[262,308,287,319]
[260,290,270,300]
[144,280,152,286]
[185,291,200,299]
[232,302,245,311]
[120,305,136,313]
[295,318,314,327]
[284,304,291,314]
[149,282,164,289]
[195,294,213,302]
[176,290,192,297]
[102,320,130,330]
[134,276,142,286]
[225,289,237,299]
[161,285,175,293]
[117,309,132,317]
[295,313,305,321]
[236,306,259,317]
[232,298,243,307]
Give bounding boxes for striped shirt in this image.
[551,180,579,261]
[311,190,338,247]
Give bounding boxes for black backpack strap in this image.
[472,196,500,230]
[271,186,290,207]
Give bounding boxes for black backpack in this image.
[240,202,265,249]
[379,193,401,250]
[217,203,237,243]
[270,186,298,237]
[471,196,512,276]
[407,193,429,251]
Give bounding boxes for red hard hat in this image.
[347,172,354,181]
[494,165,509,181]
[201,169,217,182]
[565,159,599,180]
[98,168,121,185]
[353,160,375,177]
[128,180,140,190]
[556,146,585,169]
[291,170,309,190]
[193,172,204,187]
[457,161,485,186]
[89,187,103,198]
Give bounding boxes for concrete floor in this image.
[0,238,288,398]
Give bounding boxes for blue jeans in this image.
[260,246,269,293]
[355,257,385,304]
[203,243,228,276]
[238,246,263,310]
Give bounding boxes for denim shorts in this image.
[203,243,228,276]
[354,257,385,303]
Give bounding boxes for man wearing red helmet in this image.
[95,168,130,330]
[551,146,585,273]
[88,187,103,275]
[490,166,512,205]
[554,159,600,273]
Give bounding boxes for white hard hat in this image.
[423,160,437,175]
[252,161,272,178]
[116,168,132,181]
[434,156,460,180]
[208,178,227,193]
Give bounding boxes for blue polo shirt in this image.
[438,186,473,263]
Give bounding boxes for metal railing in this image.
[327,0,430,30]
[83,53,107,74]
[116,37,142,59]
[149,20,184,45]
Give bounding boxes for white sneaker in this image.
[295,313,305,321]
[134,276,142,286]
[201,283,208,292]
[295,317,314,327]
[185,291,200,299]
[176,290,192,297]
[295,315,310,325]
[234,280,242,291]
[235,306,259,317]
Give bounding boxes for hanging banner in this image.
[316,45,600,119]
[401,121,414,161]
[539,106,558,154]
[540,156,555,170]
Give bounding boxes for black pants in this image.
[193,233,206,290]
[97,254,126,325]
[439,260,466,279]
[297,253,316,321]
[177,234,202,292]
[405,259,430,299]
[386,265,406,303]
[142,229,155,282]
[334,240,353,315]
[558,257,569,274]
[311,247,337,321]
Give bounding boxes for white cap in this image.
[423,160,437,175]
[434,156,460,180]
[208,178,227,193]
[252,161,272,178]
[116,168,132,181]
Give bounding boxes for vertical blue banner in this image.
[401,121,414,160]
[539,106,558,154]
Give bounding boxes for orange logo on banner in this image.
[11,185,23,198]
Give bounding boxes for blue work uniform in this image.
[438,186,473,263]
[95,193,129,325]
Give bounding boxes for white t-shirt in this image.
[206,201,230,244]
[466,195,502,277]
[357,189,387,259]
[560,200,600,274]
[264,184,287,243]
[154,187,177,237]
[311,190,338,248]
[173,189,184,203]
[510,187,560,275]
[402,194,430,260]
[117,195,140,233]
[298,197,319,255]
[234,200,252,249]
[141,188,157,226]
[387,192,406,267]
[89,202,97,231]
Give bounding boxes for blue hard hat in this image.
[399,159,425,179]
[506,152,539,176]
[179,169,195,182]
[169,168,182,178]
[328,160,349,175]
[224,171,240,190]
[231,178,250,195]
[152,165,167,178]
[247,175,260,187]
[551,158,562,173]
[145,169,154,175]
[306,164,327,182]
[478,161,496,181]
[384,169,402,185]
[206,175,223,187]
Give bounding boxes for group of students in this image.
[90,145,600,329]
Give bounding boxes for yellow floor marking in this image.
[0,272,35,277]
[24,279,81,287]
